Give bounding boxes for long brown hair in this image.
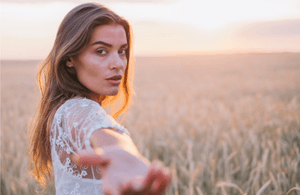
[29,3,134,186]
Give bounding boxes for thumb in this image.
[72,148,110,167]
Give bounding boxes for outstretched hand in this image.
[73,146,172,195]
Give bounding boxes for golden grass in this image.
[1,53,300,195]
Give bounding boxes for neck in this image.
[87,93,101,105]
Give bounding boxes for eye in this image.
[96,49,107,55]
[119,48,127,55]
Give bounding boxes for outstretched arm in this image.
[91,128,140,156]
[73,128,171,195]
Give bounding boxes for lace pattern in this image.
[50,97,129,195]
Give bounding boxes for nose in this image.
[109,52,126,71]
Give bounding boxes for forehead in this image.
[89,24,127,45]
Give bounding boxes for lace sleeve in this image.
[50,97,129,182]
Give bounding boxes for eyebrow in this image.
[91,41,128,48]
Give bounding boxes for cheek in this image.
[123,58,128,71]
[74,59,103,86]
[76,56,100,77]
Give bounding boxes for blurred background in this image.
[1,1,300,195]
[1,0,300,59]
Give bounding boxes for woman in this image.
[29,3,171,195]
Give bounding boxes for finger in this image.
[119,165,168,195]
[139,163,159,190]
[126,169,169,195]
[150,168,164,192]
[72,149,110,166]
[119,176,144,194]
[119,180,138,195]
[151,169,172,194]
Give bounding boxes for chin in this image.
[105,88,120,96]
[107,92,119,96]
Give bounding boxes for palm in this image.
[75,147,171,195]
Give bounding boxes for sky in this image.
[1,0,300,59]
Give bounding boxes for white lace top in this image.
[50,97,130,195]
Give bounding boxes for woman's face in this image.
[70,24,128,100]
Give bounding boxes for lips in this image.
[106,75,122,80]
[106,75,122,85]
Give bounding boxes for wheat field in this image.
[1,53,300,195]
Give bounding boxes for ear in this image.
[66,57,77,75]
[66,57,74,68]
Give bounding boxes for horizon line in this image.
[1,51,299,61]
